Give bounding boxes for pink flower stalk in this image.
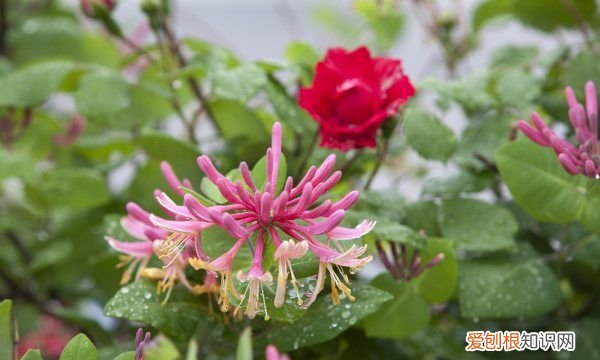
[266,345,290,360]
[518,81,600,179]
[154,122,374,318]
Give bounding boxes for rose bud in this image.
[81,0,117,18]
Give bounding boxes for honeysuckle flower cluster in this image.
[518,81,600,178]
[107,122,375,319]
[160,122,374,318]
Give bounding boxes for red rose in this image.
[299,46,415,151]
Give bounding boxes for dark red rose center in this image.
[334,79,379,124]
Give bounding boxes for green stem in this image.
[560,0,593,49]
[0,0,7,56]
[364,134,391,190]
[159,16,221,136]
[295,128,319,179]
[337,149,364,174]
[150,26,196,143]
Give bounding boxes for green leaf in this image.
[285,42,320,85]
[265,79,316,134]
[200,176,227,204]
[403,201,441,237]
[59,334,98,360]
[289,252,319,279]
[458,245,562,318]
[414,238,457,303]
[573,235,600,270]
[403,108,457,162]
[474,0,597,33]
[0,60,73,107]
[0,149,37,181]
[201,226,252,272]
[137,130,201,185]
[42,169,110,210]
[371,222,425,248]
[266,284,392,351]
[212,63,267,102]
[422,71,495,112]
[207,100,269,142]
[440,198,517,252]
[354,0,405,50]
[456,116,512,170]
[495,69,540,108]
[184,38,240,74]
[112,352,135,360]
[75,71,131,123]
[563,50,600,97]
[285,42,320,68]
[491,46,538,67]
[199,168,243,204]
[145,335,180,360]
[421,172,494,198]
[75,134,135,164]
[472,0,515,32]
[9,17,81,64]
[364,274,430,339]
[236,328,252,360]
[513,0,597,32]
[356,190,407,221]
[0,300,13,360]
[564,319,600,360]
[228,272,307,323]
[251,154,287,193]
[496,139,589,223]
[21,349,43,360]
[104,281,207,341]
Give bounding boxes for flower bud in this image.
[141,0,169,15]
[81,0,116,18]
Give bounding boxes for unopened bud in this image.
[141,0,169,15]
[81,0,116,18]
[424,253,445,270]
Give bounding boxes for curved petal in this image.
[155,192,192,218]
[327,219,376,240]
[121,216,150,241]
[106,237,153,257]
[150,214,210,233]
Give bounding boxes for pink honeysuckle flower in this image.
[106,202,167,285]
[273,240,308,307]
[234,231,274,319]
[265,344,290,360]
[107,164,204,295]
[518,80,600,178]
[170,122,374,318]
